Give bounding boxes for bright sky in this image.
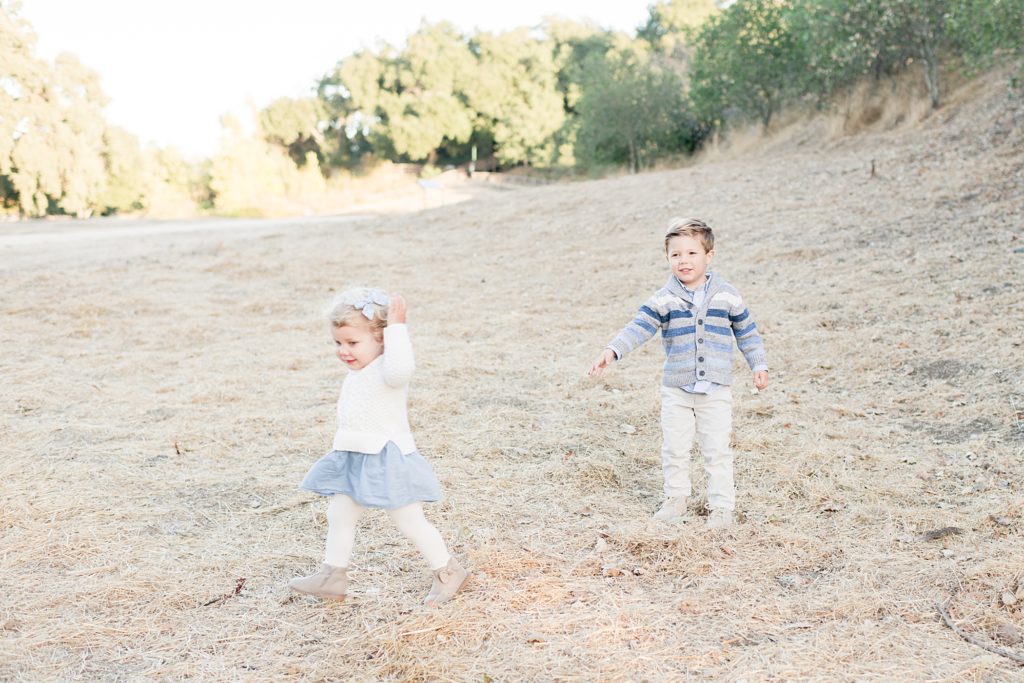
[16,0,654,160]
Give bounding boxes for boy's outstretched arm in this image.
[588,348,617,376]
[589,296,663,377]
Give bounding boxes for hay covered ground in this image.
[2,73,1023,681]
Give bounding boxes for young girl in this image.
[289,287,468,606]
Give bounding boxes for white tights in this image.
[324,495,451,570]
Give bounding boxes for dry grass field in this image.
[2,71,1023,681]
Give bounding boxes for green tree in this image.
[879,0,949,108]
[209,115,287,214]
[2,5,63,215]
[143,146,201,217]
[689,0,807,129]
[1,4,56,215]
[100,125,147,213]
[50,53,108,216]
[805,0,1024,109]
[575,38,692,173]
[317,51,374,169]
[542,18,618,166]
[639,0,720,54]
[2,4,110,217]
[946,0,1024,72]
[209,115,325,216]
[259,96,327,168]
[544,19,616,113]
[785,1,890,102]
[464,28,565,166]
[332,22,476,162]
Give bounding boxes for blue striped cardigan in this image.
[607,273,767,388]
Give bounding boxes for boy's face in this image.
[332,322,384,370]
[666,234,713,289]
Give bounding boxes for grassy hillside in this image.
[1,70,1022,680]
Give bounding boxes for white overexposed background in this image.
[16,0,653,159]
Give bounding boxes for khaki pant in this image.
[659,385,734,511]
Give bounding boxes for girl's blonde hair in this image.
[327,287,389,339]
[665,217,714,253]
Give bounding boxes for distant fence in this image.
[468,171,555,187]
[396,162,557,188]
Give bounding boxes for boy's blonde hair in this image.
[327,286,389,339]
[665,217,714,253]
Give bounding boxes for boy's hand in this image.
[388,294,407,324]
[589,348,616,376]
[753,370,768,391]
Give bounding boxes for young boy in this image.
[589,218,768,530]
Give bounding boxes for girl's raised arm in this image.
[381,294,414,386]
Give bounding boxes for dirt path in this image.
[0,214,378,272]
[1,74,1022,681]
[0,214,372,247]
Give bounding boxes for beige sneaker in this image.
[706,508,734,530]
[289,563,348,601]
[424,557,469,607]
[653,496,689,522]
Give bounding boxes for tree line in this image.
[2,0,1022,218]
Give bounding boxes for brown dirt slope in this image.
[1,71,1022,680]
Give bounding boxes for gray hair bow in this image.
[353,290,389,320]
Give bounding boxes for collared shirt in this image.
[680,277,719,395]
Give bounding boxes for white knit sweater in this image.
[331,324,417,454]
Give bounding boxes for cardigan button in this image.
[697,338,704,344]
[697,318,703,325]
[698,370,705,376]
[698,356,704,362]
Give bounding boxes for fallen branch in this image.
[936,599,1024,665]
[203,577,247,607]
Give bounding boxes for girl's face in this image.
[332,322,384,370]
[667,234,713,289]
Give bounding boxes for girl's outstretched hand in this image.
[589,348,616,376]
[388,294,407,324]
[753,370,768,391]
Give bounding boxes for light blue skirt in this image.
[299,441,442,509]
